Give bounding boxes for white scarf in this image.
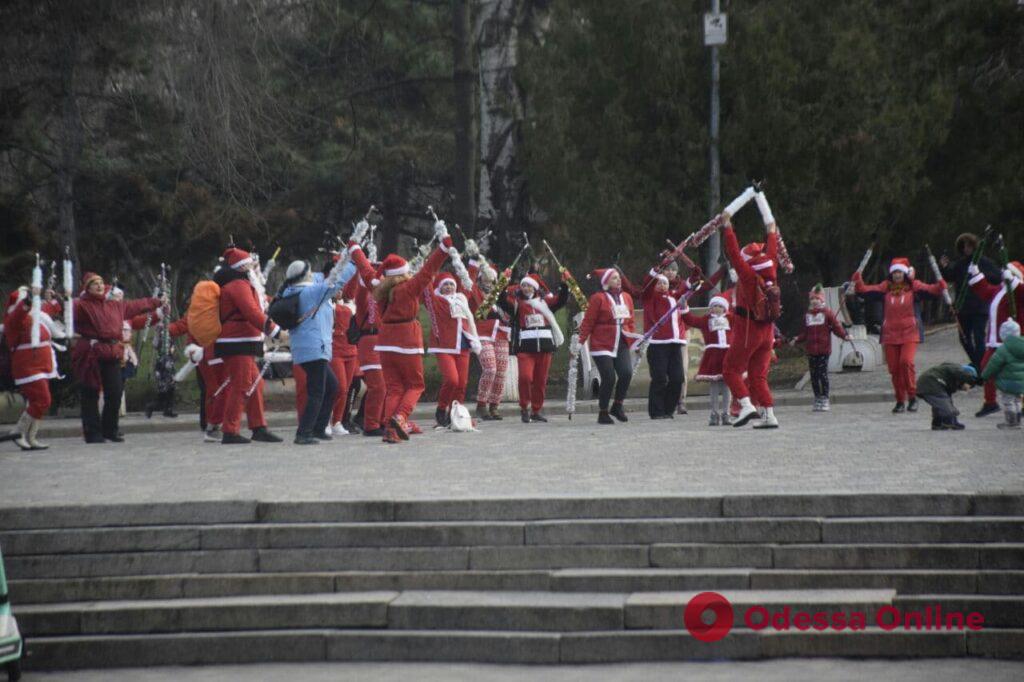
[523,295,564,347]
[442,292,480,341]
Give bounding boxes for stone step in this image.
[4,494,1024,530]
[12,568,1024,605]
[20,628,1024,669]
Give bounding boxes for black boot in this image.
[251,426,283,443]
[476,403,493,421]
[435,407,450,427]
[521,409,530,423]
[598,410,614,425]
[610,401,628,422]
[906,397,917,413]
[892,402,906,414]
[931,416,942,430]
[530,411,548,423]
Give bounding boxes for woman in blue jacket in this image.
[281,256,357,444]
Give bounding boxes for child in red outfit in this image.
[681,295,733,425]
[791,285,849,412]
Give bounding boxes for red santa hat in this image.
[433,272,457,293]
[519,274,542,291]
[1007,261,1024,282]
[6,287,28,314]
[591,268,617,290]
[889,257,911,275]
[81,271,103,291]
[708,295,730,311]
[382,254,409,278]
[223,247,253,270]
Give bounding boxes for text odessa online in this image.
[743,605,985,632]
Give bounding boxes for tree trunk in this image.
[56,12,82,274]
[452,0,477,233]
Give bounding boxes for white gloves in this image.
[967,263,980,277]
[185,343,204,364]
[470,339,483,355]
[434,220,449,240]
[1004,267,1020,283]
[465,239,480,257]
[352,219,370,244]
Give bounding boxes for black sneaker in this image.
[530,411,548,423]
[610,403,628,422]
[314,431,333,441]
[251,427,283,443]
[931,417,942,430]
[892,402,906,414]
[941,419,966,430]
[598,411,614,425]
[84,434,106,444]
[105,434,125,443]
[906,398,917,413]
[521,409,530,423]
[975,403,1000,418]
[294,435,318,445]
[435,407,451,428]
[222,432,251,445]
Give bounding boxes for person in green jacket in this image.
[980,319,1024,430]
[916,362,981,430]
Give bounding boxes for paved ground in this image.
[22,660,1024,681]
[1,394,1019,508]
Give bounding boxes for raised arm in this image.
[912,277,947,298]
[851,271,889,295]
[124,296,161,319]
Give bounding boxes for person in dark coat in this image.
[939,232,1000,370]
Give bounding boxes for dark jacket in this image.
[917,362,978,397]
[940,255,999,317]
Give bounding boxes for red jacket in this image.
[578,290,636,356]
[794,307,848,356]
[723,226,777,319]
[680,309,732,350]
[428,290,478,354]
[332,302,357,358]
[4,299,57,385]
[854,274,945,346]
[214,268,278,356]
[374,247,448,354]
[640,269,689,345]
[970,273,1023,348]
[73,291,159,342]
[349,247,382,334]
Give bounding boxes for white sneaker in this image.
[812,398,822,412]
[820,398,831,412]
[331,421,349,436]
[753,407,780,429]
[732,398,759,427]
[204,425,222,443]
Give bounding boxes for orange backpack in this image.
[187,280,222,346]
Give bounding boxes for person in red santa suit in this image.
[213,247,284,444]
[346,245,387,437]
[577,268,636,424]
[2,286,60,450]
[681,295,733,426]
[637,267,693,420]
[852,257,947,414]
[427,271,483,427]
[329,288,360,435]
[499,272,569,423]
[968,259,1024,418]
[368,221,453,443]
[467,256,512,421]
[720,215,782,428]
[790,285,850,412]
[71,272,163,443]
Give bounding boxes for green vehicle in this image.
[0,545,21,681]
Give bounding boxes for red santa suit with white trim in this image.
[346,245,387,435]
[969,260,1024,414]
[428,271,482,425]
[213,248,282,444]
[3,287,59,450]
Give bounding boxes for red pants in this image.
[222,354,267,436]
[516,351,552,412]
[359,335,385,431]
[477,339,509,405]
[331,355,359,422]
[382,351,425,423]
[723,319,775,407]
[981,347,997,405]
[18,379,51,420]
[884,342,918,402]
[198,360,226,426]
[435,351,470,410]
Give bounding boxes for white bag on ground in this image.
[448,401,477,432]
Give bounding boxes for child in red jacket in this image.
[791,285,849,411]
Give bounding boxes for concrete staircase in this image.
[2,494,1023,669]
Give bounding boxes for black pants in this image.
[196,370,208,431]
[646,344,684,417]
[80,359,124,440]
[298,359,338,437]
[957,313,988,370]
[808,354,830,398]
[594,337,633,411]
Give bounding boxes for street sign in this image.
[704,12,727,46]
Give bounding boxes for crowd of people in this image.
[3,206,1023,450]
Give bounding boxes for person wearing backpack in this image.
[852,257,947,415]
[214,248,284,445]
[279,251,357,445]
[721,215,783,429]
